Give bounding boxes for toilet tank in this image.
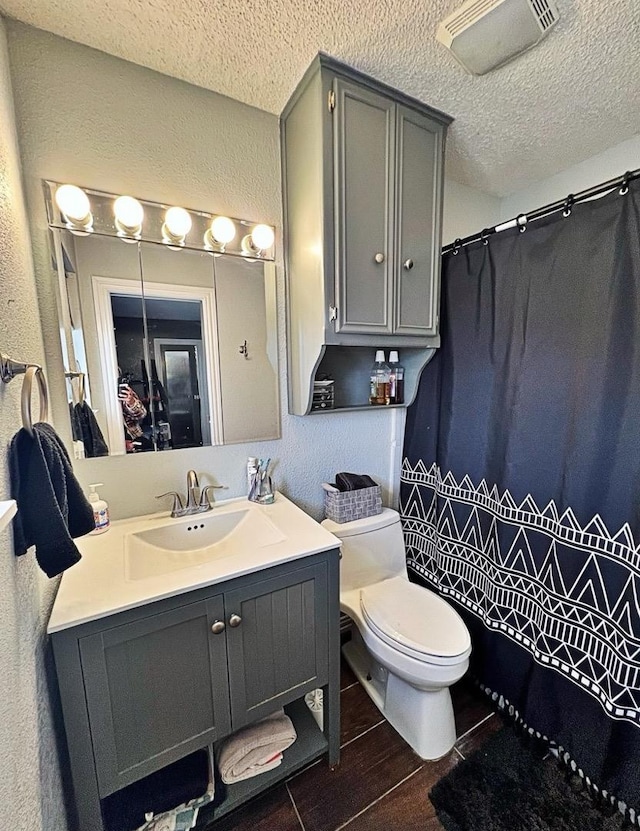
[321,508,408,592]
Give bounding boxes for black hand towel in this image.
[74,401,109,457]
[9,422,95,577]
[335,472,378,491]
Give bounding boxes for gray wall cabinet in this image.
[281,54,452,415]
[51,551,340,831]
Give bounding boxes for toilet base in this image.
[342,635,457,760]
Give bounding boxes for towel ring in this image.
[21,366,49,435]
[66,371,85,405]
[78,373,85,405]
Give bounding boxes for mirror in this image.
[50,228,280,457]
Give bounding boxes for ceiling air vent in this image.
[436,0,560,75]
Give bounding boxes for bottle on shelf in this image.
[369,350,390,406]
[388,351,405,405]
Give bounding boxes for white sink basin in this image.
[125,507,286,581]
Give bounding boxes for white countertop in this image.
[48,493,340,634]
[0,500,17,534]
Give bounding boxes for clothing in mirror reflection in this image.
[118,371,151,453]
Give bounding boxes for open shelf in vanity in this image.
[199,699,327,825]
[101,697,327,830]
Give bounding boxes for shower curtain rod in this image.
[442,167,640,255]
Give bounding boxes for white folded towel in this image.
[217,710,297,784]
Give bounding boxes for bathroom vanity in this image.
[48,494,341,831]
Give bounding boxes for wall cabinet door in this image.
[333,77,395,336]
[225,563,329,727]
[394,105,441,336]
[80,597,231,796]
[331,81,443,340]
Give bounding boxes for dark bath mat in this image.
[430,727,625,831]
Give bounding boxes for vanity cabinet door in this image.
[225,563,329,727]
[332,77,395,336]
[79,596,231,796]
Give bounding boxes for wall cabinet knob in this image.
[229,613,242,628]
[211,620,225,634]
[374,252,385,264]
[403,258,414,270]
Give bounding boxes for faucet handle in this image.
[199,485,225,507]
[156,491,184,515]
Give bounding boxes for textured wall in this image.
[0,19,67,831]
[6,22,395,522]
[6,22,498,523]
[442,180,500,244]
[500,134,640,221]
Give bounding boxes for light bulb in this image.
[211,216,236,245]
[54,184,92,227]
[250,224,275,251]
[113,195,144,235]
[162,206,192,245]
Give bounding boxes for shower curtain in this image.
[400,178,640,813]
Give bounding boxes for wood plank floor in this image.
[204,659,501,831]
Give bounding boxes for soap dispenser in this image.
[88,483,110,534]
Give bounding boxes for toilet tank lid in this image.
[321,508,400,538]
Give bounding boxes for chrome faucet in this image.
[156,470,225,518]
[186,469,200,511]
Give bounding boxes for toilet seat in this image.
[360,577,471,666]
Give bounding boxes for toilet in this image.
[322,508,471,760]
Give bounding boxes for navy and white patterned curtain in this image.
[400,178,640,812]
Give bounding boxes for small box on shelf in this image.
[311,378,335,411]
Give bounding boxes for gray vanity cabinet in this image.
[226,563,328,727]
[281,54,452,415]
[51,552,339,831]
[79,596,231,796]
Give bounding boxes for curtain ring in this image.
[480,229,490,246]
[517,214,527,233]
[620,171,631,195]
[563,194,574,217]
[452,238,462,255]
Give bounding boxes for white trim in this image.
[388,407,406,509]
[92,276,223,454]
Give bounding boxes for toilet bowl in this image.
[322,508,471,760]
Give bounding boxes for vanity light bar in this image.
[44,181,276,261]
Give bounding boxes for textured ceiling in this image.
[1,0,639,195]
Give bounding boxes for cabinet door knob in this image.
[374,252,385,264]
[211,620,225,634]
[403,258,414,270]
[229,613,242,628]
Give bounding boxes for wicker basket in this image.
[324,485,382,524]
